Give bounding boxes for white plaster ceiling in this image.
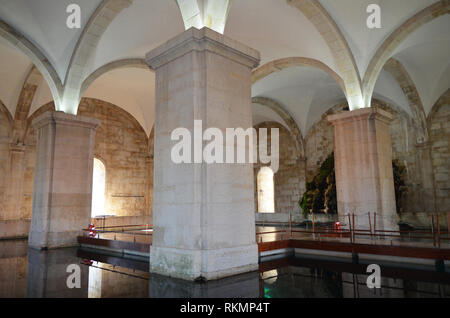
[0,0,101,81]
[252,103,290,130]
[373,70,412,116]
[83,67,155,135]
[319,0,438,79]
[29,66,156,136]
[89,0,184,75]
[0,0,448,137]
[392,15,450,115]
[252,66,346,137]
[225,0,337,71]
[0,39,33,117]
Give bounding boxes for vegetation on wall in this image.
[392,160,407,214]
[300,153,337,218]
[300,154,406,217]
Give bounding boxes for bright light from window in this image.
[176,0,231,34]
[91,158,106,218]
[257,167,275,213]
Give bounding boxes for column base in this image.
[28,230,82,250]
[150,244,259,281]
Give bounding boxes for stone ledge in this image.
[146,27,260,70]
[327,107,394,126]
[32,111,101,130]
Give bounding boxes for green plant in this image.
[392,160,406,214]
[300,154,406,217]
[300,153,337,217]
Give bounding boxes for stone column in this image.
[28,111,100,249]
[328,108,398,232]
[145,155,154,219]
[146,27,260,281]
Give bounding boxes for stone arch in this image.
[0,21,63,110]
[148,125,154,159]
[287,0,363,110]
[252,96,304,159]
[427,88,450,213]
[362,1,450,107]
[62,0,133,114]
[11,66,42,145]
[0,98,13,131]
[77,98,148,141]
[252,57,346,96]
[428,88,450,125]
[382,58,428,143]
[81,59,148,97]
[0,99,13,220]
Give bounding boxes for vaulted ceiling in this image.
[0,0,448,137]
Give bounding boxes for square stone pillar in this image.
[146,27,260,281]
[328,108,398,232]
[28,111,100,249]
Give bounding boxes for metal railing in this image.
[256,212,450,248]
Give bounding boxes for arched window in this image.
[91,158,106,217]
[257,167,275,213]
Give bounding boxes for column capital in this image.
[31,111,100,130]
[146,27,260,70]
[327,107,394,126]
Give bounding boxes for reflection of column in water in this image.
[149,271,260,298]
[93,263,148,298]
[404,280,448,298]
[281,267,342,298]
[88,262,102,298]
[261,269,278,285]
[342,272,405,298]
[26,248,88,298]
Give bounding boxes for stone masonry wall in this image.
[21,98,152,219]
[0,106,12,218]
[428,90,450,213]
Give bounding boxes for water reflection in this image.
[27,247,88,298]
[0,240,27,297]
[149,272,260,298]
[0,240,449,298]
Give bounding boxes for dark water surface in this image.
[0,239,449,298]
